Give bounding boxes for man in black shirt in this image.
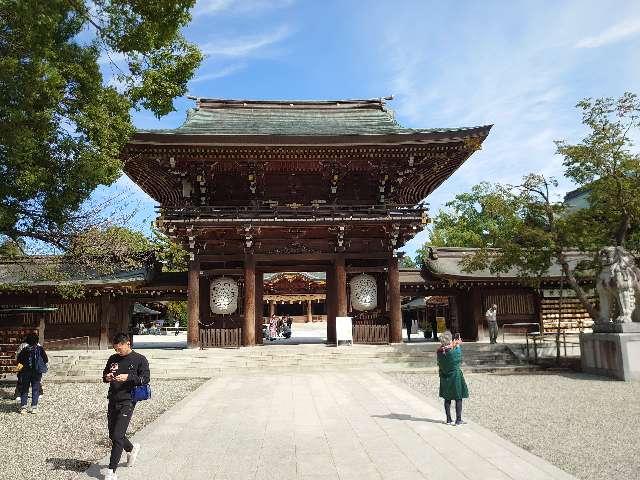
[102,333,150,480]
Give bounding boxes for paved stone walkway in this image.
[80,372,574,480]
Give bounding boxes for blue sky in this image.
[95,0,640,259]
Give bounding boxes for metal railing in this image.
[525,330,582,364]
[44,336,90,351]
[501,322,540,343]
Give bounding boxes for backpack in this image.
[30,346,48,374]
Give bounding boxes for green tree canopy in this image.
[0,0,202,249]
[556,92,640,249]
[421,93,640,320]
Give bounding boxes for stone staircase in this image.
[45,343,532,380]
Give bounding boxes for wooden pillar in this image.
[187,258,200,348]
[377,272,387,313]
[255,271,263,345]
[99,295,111,349]
[472,288,484,341]
[36,293,46,345]
[306,300,313,323]
[336,254,347,316]
[269,300,275,317]
[388,256,402,343]
[326,267,336,343]
[242,254,256,346]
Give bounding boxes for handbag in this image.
[131,384,152,402]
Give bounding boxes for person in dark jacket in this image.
[102,333,150,480]
[16,333,48,414]
[436,330,468,426]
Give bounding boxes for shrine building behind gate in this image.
[122,97,491,347]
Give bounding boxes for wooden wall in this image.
[0,293,133,350]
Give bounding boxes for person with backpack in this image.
[102,332,150,480]
[16,333,48,414]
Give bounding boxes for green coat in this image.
[437,345,469,400]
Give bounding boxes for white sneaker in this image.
[15,396,21,404]
[127,443,141,467]
[29,407,38,414]
[104,468,118,480]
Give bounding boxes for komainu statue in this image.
[596,246,640,323]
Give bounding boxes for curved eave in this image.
[128,125,492,147]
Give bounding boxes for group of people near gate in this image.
[13,331,149,480]
[8,303,500,478]
[264,314,293,340]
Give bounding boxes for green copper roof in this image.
[138,98,488,136]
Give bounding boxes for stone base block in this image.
[580,332,640,381]
[593,322,640,333]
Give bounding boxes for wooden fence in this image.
[199,326,242,348]
[352,319,389,344]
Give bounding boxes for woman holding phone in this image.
[437,330,468,426]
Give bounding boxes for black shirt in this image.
[102,351,150,403]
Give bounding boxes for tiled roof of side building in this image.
[137,97,491,137]
[422,247,594,280]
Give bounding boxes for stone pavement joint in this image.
[77,371,575,480]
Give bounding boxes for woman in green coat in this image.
[437,330,468,426]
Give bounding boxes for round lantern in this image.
[209,277,238,314]
[350,274,377,311]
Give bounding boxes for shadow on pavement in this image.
[372,412,445,424]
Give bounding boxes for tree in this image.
[166,301,187,328]
[399,256,417,268]
[64,225,153,274]
[423,174,598,320]
[151,226,188,272]
[556,92,640,250]
[0,238,25,257]
[0,0,202,248]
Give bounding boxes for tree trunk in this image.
[558,254,599,320]
[615,212,631,247]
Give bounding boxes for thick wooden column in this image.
[269,300,275,317]
[243,254,256,346]
[187,258,200,348]
[472,288,484,341]
[336,254,347,317]
[36,294,46,345]
[388,256,402,343]
[99,295,111,349]
[255,271,263,345]
[306,300,313,323]
[326,267,336,343]
[377,272,387,313]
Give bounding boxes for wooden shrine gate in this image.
[121,97,490,348]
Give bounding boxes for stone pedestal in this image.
[581,328,640,381]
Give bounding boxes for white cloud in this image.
[200,25,291,57]
[190,63,246,83]
[374,4,617,258]
[193,0,294,16]
[576,18,640,48]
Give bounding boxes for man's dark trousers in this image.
[108,400,135,469]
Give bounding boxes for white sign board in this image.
[336,316,353,345]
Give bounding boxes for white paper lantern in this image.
[210,277,238,314]
[350,274,377,311]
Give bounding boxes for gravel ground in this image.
[0,379,205,480]
[391,372,640,480]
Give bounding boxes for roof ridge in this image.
[188,97,394,110]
